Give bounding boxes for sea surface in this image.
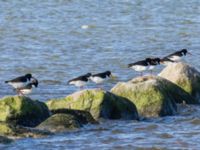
[0,0,200,149]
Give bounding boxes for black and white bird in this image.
[165,49,191,61]
[68,73,92,89]
[160,57,175,66]
[17,78,38,96]
[89,71,112,85]
[5,74,33,89]
[128,58,152,76]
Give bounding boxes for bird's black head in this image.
[153,58,161,64]
[31,78,38,88]
[181,49,188,55]
[25,74,32,80]
[105,71,112,77]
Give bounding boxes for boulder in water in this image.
[111,76,193,117]
[46,89,139,120]
[159,62,200,103]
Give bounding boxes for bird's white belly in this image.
[131,65,147,72]
[20,89,32,95]
[148,66,155,70]
[90,76,105,84]
[69,81,86,87]
[8,82,25,89]
[162,61,174,66]
[169,55,181,61]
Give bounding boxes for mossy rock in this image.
[0,135,13,144]
[51,109,98,124]
[111,76,194,117]
[0,122,51,139]
[37,113,83,132]
[46,89,139,120]
[38,109,98,133]
[0,96,50,127]
[159,62,200,103]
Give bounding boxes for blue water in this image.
[0,0,200,149]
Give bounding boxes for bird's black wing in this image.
[128,60,148,68]
[92,72,107,78]
[166,51,182,57]
[6,76,27,83]
[68,75,88,83]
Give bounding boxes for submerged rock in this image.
[159,62,200,103]
[46,89,139,120]
[0,135,13,144]
[37,113,82,132]
[0,122,51,139]
[0,96,50,127]
[111,76,194,117]
[37,109,98,133]
[51,109,98,124]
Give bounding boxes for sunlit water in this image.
[0,0,200,149]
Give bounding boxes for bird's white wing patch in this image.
[131,65,147,72]
[169,55,181,61]
[69,81,86,87]
[90,76,105,84]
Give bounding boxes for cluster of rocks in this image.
[0,62,200,143]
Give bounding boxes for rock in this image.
[37,113,82,132]
[0,122,51,139]
[46,89,139,120]
[0,136,13,144]
[111,76,194,117]
[38,109,98,133]
[51,109,98,124]
[159,62,200,103]
[0,96,50,127]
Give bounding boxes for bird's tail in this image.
[128,64,133,68]
[67,80,71,85]
[5,81,9,83]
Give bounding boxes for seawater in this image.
[0,0,200,149]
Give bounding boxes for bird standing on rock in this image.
[128,58,152,76]
[165,49,191,61]
[89,71,113,88]
[68,73,92,89]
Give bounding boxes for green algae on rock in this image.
[37,109,98,133]
[111,76,194,117]
[37,113,82,132]
[46,89,139,120]
[0,135,13,144]
[159,62,200,103]
[51,109,98,124]
[0,122,51,139]
[0,96,50,127]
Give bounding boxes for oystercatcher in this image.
[89,71,112,85]
[5,74,33,89]
[17,78,38,96]
[128,58,152,76]
[68,73,92,89]
[165,49,191,61]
